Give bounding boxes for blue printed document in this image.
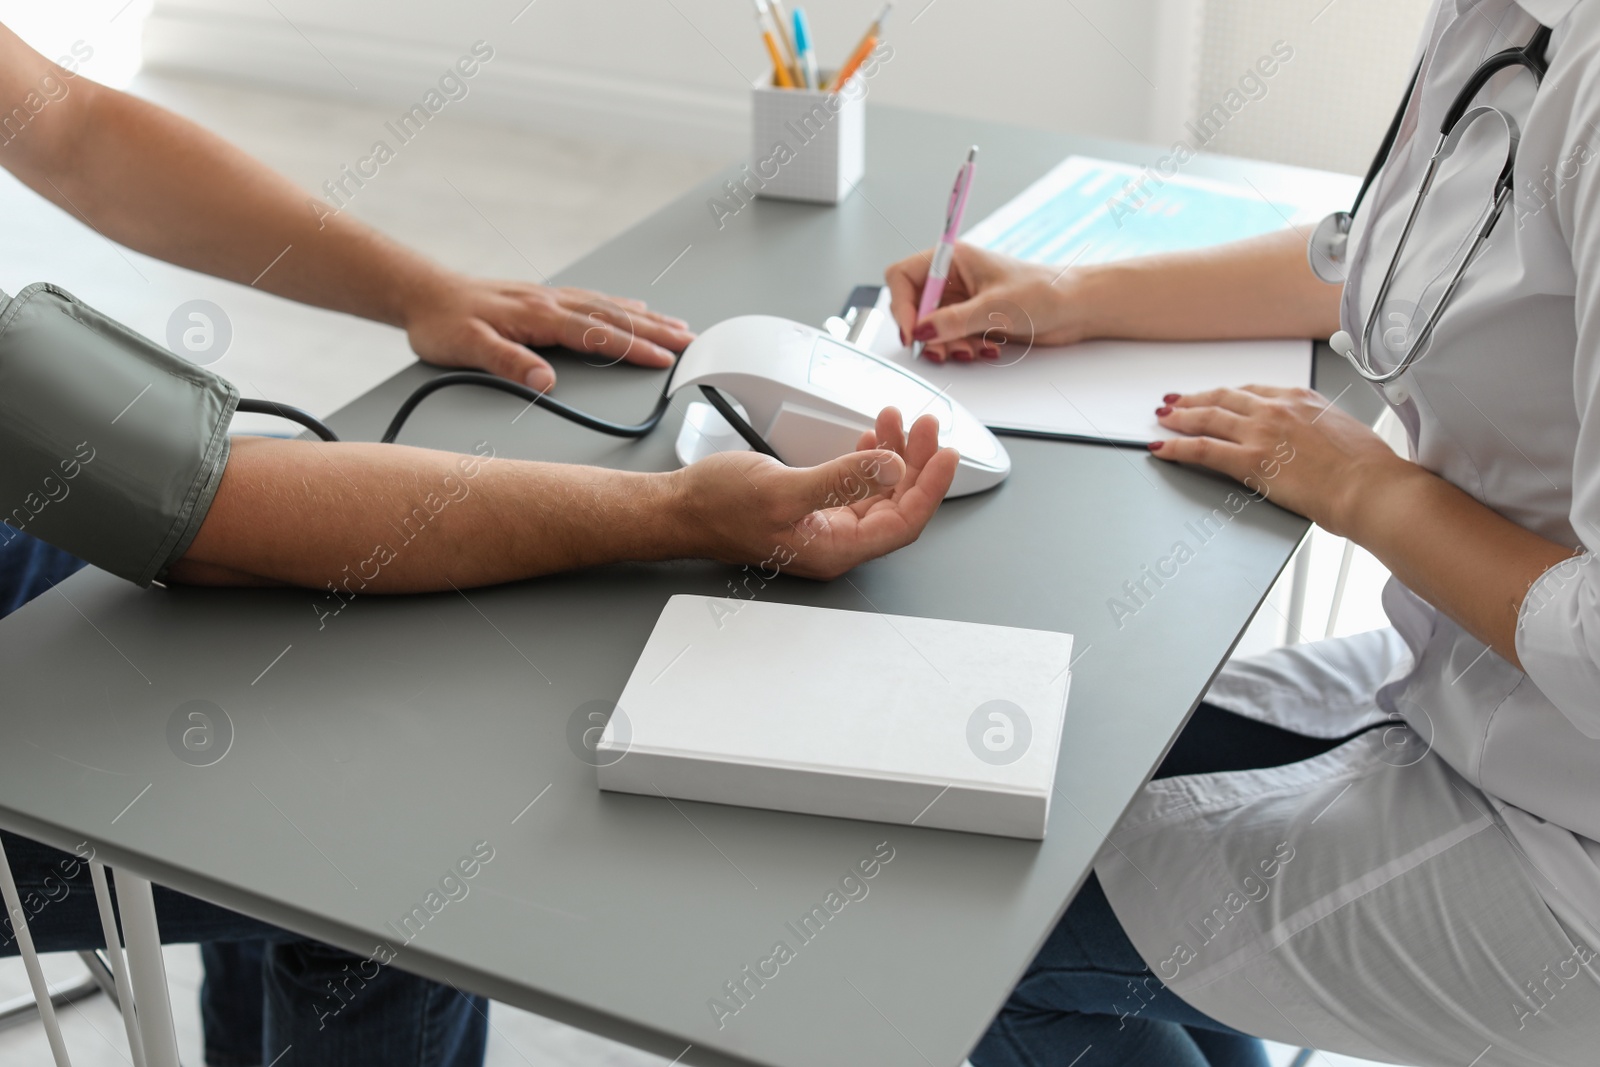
[964,155,1351,267]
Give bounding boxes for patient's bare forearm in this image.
[170,438,685,592]
[1,33,442,330]
[1079,228,1342,342]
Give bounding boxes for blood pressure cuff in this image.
[0,283,237,587]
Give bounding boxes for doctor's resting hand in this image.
[1148,384,1400,538]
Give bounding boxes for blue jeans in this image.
[972,704,1361,1067]
[0,525,86,616]
[0,531,488,1066]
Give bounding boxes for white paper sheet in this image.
[871,334,1313,447]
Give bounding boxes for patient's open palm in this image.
[679,409,957,580]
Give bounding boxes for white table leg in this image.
[1323,537,1357,640]
[1285,538,1313,645]
[113,872,181,1067]
[89,862,149,1067]
[0,833,74,1066]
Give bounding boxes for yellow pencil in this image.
[764,30,796,87]
[829,2,893,91]
[752,0,797,88]
[766,0,807,87]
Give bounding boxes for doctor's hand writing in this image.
[884,243,1089,363]
[674,408,958,580]
[1150,385,1407,538]
[402,274,695,393]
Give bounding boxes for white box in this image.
[749,73,865,204]
[596,596,1073,839]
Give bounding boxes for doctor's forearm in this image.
[1342,464,1579,669]
[1079,228,1343,342]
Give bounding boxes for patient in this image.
[0,21,954,1067]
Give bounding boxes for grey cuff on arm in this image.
[0,283,239,587]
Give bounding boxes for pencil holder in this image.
[749,72,866,204]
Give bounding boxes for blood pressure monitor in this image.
[668,315,1010,498]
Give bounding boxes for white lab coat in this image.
[1097,1,1600,1062]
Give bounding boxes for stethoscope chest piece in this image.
[1308,210,1354,284]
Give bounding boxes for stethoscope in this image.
[1310,23,1551,385]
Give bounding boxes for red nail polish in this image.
[1163,393,1181,404]
[912,322,937,341]
[1148,440,1164,452]
[981,345,1000,359]
[1155,405,1172,417]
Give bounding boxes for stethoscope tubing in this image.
[1352,107,1521,384]
[1318,23,1550,385]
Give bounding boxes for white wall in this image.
[12,1,1434,175]
[1184,0,1432,175]
[0,0,153,87]
[139,0,1171,158]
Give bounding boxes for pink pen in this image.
[912,145,978,360]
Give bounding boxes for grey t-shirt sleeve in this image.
[0,283,239,586]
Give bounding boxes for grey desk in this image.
[0,107,1375,1067]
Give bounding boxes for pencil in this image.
[764,31,796,87]
[829,3,893,91]
[752,0,796,87]
[766,0,806,87]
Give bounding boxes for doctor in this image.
[889,1,1600,1064]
